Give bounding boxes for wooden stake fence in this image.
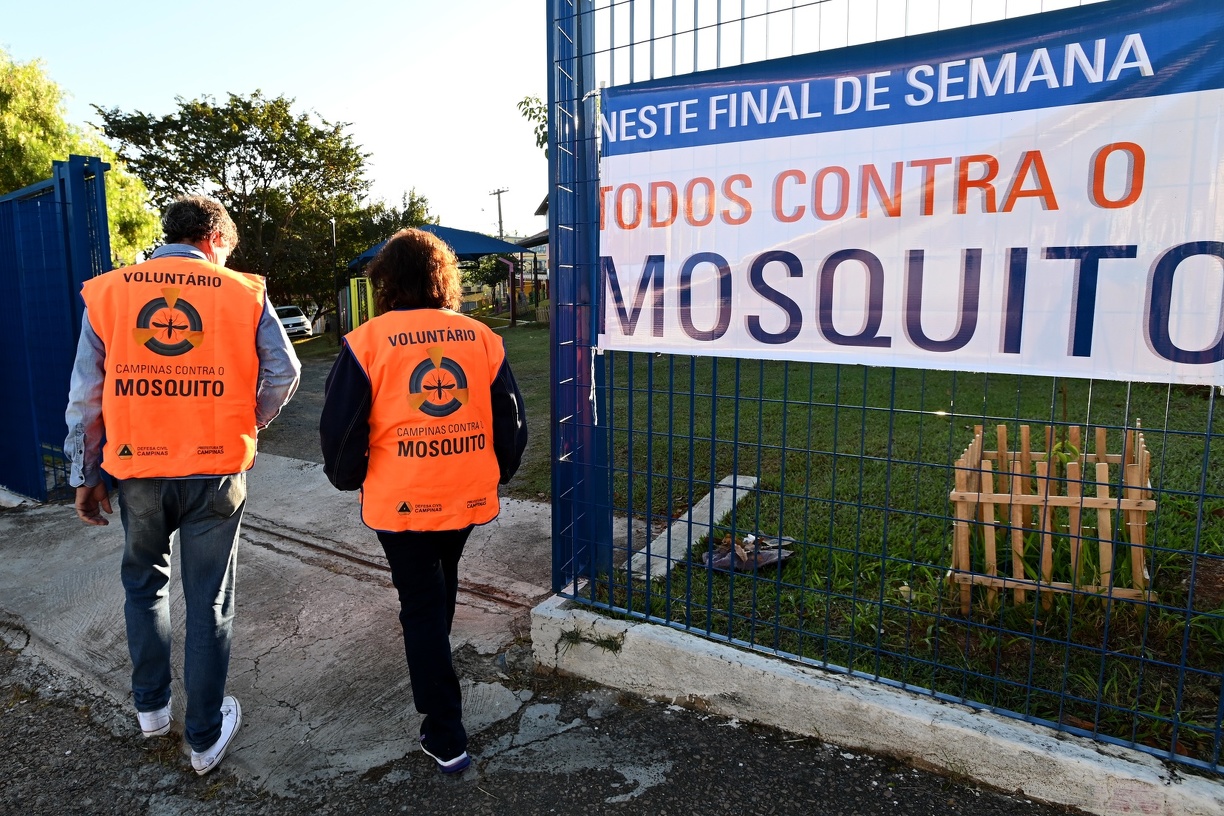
[947,423,1156,613]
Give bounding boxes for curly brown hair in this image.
[367,228,462,313]
[162,195,239,249]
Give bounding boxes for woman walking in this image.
[320,228,528,773]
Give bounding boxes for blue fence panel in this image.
[0,156,111,501]
[550,0,613,591]
[547,0,1224,775]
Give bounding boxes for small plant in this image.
[1187,612,1224,646]
[558,628,584,654]
[594,634,625,654]
[1045,439,1081,480]
[557,626,625,655]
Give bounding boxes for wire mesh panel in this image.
[548,0,1224,773]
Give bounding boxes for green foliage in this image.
[0,48,159,265]
[0,50,73,192]
[467,253,516,291]
[95,91,431,312]
[296,189,437,315]
[1043,439,1080,481]
[350,190,437,252]
[517,95,548,158]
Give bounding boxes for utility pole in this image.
[329,217,340,341]
[489,187,508,239]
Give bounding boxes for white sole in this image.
[191,698,242,776]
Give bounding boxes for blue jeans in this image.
[378,527,472,760]
[118,474,246,752]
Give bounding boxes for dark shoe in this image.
[420,734,470,774]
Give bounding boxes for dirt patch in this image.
[1192,556,1224,611]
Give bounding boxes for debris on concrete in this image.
[699,533,794,572]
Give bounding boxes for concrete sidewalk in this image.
[0,454,551,794]
[1,454,1220,814]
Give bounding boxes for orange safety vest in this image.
[344,309,504,532]
[82,256,265,479]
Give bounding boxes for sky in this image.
[2,0,1104,248]
[1,0,551,241]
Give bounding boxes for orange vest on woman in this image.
[344,309,503,532]
[82,256,264,479]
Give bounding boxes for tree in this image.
[302,190,438,318]
[95,92,374,311]
[0,48,159,265]
[352,190,437,249]
[517,95,548,158]
[467,253,516,292]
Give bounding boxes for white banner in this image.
[597,0,1224,385]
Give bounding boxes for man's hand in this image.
[75,483,113,526]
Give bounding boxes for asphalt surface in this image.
[0,349,1085,816]
[1,640,1080,816]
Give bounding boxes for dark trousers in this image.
[378,526,472,759]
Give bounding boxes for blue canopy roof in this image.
[348,223,525,269]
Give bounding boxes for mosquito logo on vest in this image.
[133,288,204,357]
[408,345,469,418]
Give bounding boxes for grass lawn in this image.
[290,329,342,360]
[490,322,552,501]
[590,352,1224,765]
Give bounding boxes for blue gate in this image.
[548,0,1224,775]
[0,155,111,501]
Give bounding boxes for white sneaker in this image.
[190,696,242,776]
[136,697,172,738]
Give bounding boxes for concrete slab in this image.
[0,455,544,795]
[531,596,1224,816]
[629,474,758,580]
[0,486,34,508]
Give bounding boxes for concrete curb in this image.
[0,487,34,508]
[531,595,1223,816]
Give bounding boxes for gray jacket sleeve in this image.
[63,312,106,488]
[255,296,301,429]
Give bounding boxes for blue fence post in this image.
[0,189,43,499]
[61,155,112,337]
[549,0,612,592]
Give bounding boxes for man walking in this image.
[64,195,300,775]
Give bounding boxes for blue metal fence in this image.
[548,0,1224,775]
[0,155,111,501]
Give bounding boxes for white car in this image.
[276,305,313,338]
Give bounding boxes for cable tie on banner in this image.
[582,82,605,103]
